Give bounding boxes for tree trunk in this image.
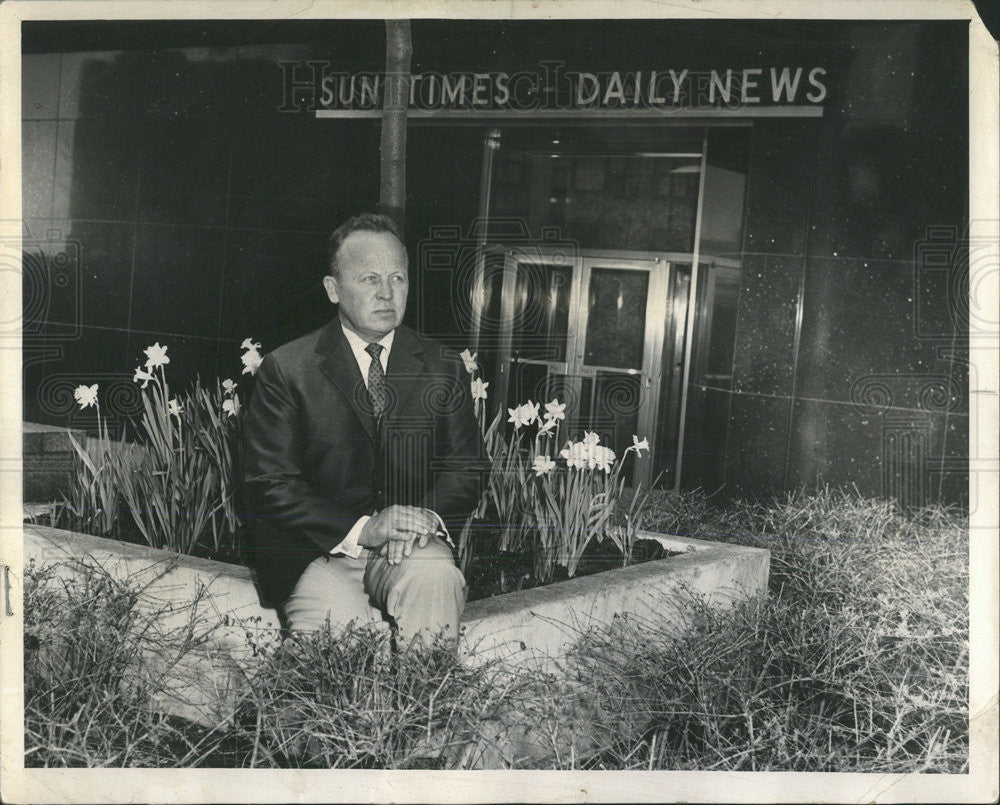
[380,20,411,236]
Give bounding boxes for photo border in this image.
[1,1,996,802]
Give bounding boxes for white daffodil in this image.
[241,348,263,376]
[507,406,527,429]
[133,366,153,388]
[594,445,616,473]
[143,342,170,369]
[522,400,540,426]
[507,401,539,430]
[532,455,556,476]
[222,378,237,394]
[544,399,566,422]
[470,378,489,402]
[459,349,478,375]
[168,398,183,417]
[241,338,261,351]
[222,395,241,418]
[631,435,650,456]
[559,440,588,470]
[582,430,601,448]
[73,384,98,409]
[537,416,557,436]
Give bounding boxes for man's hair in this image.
[327,212,404,278]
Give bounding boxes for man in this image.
[242,213,483,647]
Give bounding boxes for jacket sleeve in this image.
[242,353,356,553]
[420,354,487,530]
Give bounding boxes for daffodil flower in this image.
[133,366,153,388]
[582,431,600,448]
[544,399,566,421]
[532,455,556,476]
[241,338,261,351]
[594,445,616,473]
[222,395,241,418]
[470,378,489,402]
[630,435,650,456]
[241,348,263,376]
[537,416,557,435]
[560,441,588,470]
[459,348,478,375]
[168,398,183,416]
[143,342,170,369]
[523,400,540,426]
[73,384,99,409]
[222,378,237,394]
[507,400,540,429]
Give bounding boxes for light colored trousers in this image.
[282,537,466,647]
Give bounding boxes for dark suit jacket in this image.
[242,316,485,606]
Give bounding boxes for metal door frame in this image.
[485,244,673,486]
[576,254,669,486]
[471,127,719,488]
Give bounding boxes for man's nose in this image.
[375,278,394,300]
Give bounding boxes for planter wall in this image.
[23,524,769,728]
[22,422,84,502]
[461,532,769,669]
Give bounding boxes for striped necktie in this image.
[365,342,387,418]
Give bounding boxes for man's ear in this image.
[322,274,339,304]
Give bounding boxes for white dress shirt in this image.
[341,323,393,389]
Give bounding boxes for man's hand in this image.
[358,505,438,565]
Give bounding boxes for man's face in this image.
[324,230,409,342]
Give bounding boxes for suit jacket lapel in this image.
[385,326,426,419]
[314,318,379,446]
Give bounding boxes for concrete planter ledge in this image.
[461,532,769,667]
[23,524,769,728]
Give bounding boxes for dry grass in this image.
[232,624,513,768]
[23,489,969,772]
[561,487,969,772]
[24,560,226,766]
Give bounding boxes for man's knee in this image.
[366,538,465,622]
[389,538,465,595]
[404,536,460,569]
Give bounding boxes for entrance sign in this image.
[278,62,828,117]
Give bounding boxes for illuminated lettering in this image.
[441,74,466,105]
[806,67,827,103]
[603,71,626,104]
[494,72,510,105]
[668,69,688,103]
[770,67,803,102]
[709,69,732,103]
[741,68,762,103]
[576,73,599,105]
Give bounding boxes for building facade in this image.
[21,18,970,506]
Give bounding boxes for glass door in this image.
[492,247,670,486]
[472,125,750,491]
[569,256,668,485]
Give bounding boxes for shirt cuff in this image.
[331,515,369,559]
[429,510,455,549]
